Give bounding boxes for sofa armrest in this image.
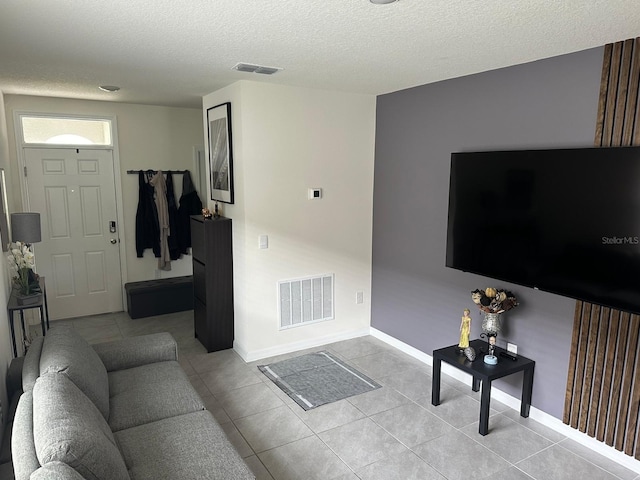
[92,332,178,372]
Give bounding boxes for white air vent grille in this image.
[279,274,334,329]
[232,62,282,75]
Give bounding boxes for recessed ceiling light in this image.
[370,0,398,4]
[98,85,120,92]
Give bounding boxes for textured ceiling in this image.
[0,0,638,108]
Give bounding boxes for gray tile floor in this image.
[41,311,640,480]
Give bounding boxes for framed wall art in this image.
[207,102,234,204]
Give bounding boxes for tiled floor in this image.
[39,311,640,480]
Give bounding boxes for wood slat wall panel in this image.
[564,301,584,425]
[605,312,625,445]
[615,312,636,451]
[600,311,619,443]
[571,302,592,429]
[579,305,600,432]
[593,44,613,146]
[565,37,640,459]
[588,307,609,437]
[602,42,622,146]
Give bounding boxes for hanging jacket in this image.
[165,172,181,260]
[177,170,203,254]
[150,171,171,270]
[135,171,160,258]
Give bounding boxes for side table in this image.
[431,338,535,435]
[7,276,50,358]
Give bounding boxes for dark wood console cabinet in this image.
[190,215,234,352]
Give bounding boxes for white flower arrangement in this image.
[7,241,39,295]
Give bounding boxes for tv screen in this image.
[446,146,640,314]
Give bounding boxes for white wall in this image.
[203,81,376,361]
[3,95,203,285]
[0,92,14,446]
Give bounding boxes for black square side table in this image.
[431,338,535,435]
[6,276,50,358]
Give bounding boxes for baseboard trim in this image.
[370,327,640,475]
[234,328,371,363]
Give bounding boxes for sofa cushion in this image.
[115,411,254,480]
[108,361,205,432]
[39,325,110,420]
[22,335,44,392]
[32,372,129,480]
[31,461,86,480]
[92,332,178,372]
[11,391,40,480]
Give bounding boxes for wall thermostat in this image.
[308,188,322,200]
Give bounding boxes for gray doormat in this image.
[258,351,381,410]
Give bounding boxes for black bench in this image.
[124,276,193,319]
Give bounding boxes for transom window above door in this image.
[18,115,113,146]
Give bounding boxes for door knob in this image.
[110,238,117,244]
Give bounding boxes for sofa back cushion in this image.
[39,325,110,420]
[31,461,86,480]
[32,372,130,480]
[11,391,40,480]
[22,335,44,392]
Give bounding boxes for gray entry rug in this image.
[258,351,381,410]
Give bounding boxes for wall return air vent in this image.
[279,274,334,329]
[232,63,282,75]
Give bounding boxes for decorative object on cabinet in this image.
[471,287,518,364]
[207,102,234,204]
[190,215,234,352]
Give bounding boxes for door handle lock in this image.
[110,238,117,244]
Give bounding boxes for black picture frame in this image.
[206,102,234,204]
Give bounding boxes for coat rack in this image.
[126,169,189,175]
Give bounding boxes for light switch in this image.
[259,234,268,249]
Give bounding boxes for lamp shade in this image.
[11,212,41,244]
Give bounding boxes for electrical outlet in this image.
[507,342,518,355]
[356,291,364,304]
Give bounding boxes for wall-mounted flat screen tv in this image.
[446,146,640,314]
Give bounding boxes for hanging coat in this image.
[149,171,171,270]
[177,170,203,254]
[165,172,181,260]
[135,171,160,258]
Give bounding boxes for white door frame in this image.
[13,111,129,310]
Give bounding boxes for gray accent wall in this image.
[372,47,604,419]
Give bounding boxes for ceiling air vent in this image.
[232,63,282,75]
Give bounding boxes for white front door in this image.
[24,147,123,320]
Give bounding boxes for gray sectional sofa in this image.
[11,325,254,480]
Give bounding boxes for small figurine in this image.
[214,202,220,219]
[463,347,476,361]
[202,208,212,219]
[459,308,471,350]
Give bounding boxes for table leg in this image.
[521,365,534,418]
[39,306,46,336]
[472,377,480,392]
[479,380,492,435]
[43,288,50,330]
[8,310,17,358]
[431,357,442,406]
[19,310,26,352]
